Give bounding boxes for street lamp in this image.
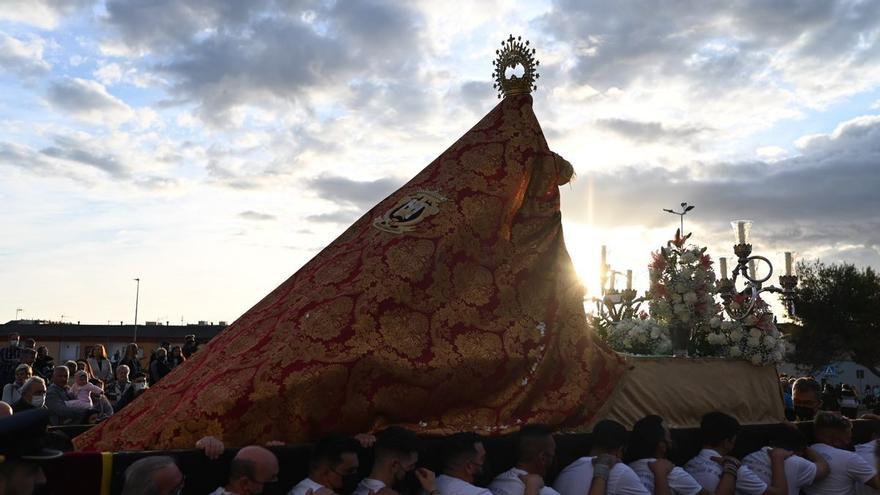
[133,278,140,343]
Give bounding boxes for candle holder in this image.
[718,238,798,321]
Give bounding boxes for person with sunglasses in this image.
[210,445,280,495]
[289,435,363,495]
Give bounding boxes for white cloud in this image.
[0,0,94,29]
[0,32,52,77]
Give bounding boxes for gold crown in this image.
[492,35,540,99]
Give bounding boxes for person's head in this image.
[117,364,131,382]
[132,373,148,393]
[160,341,170,351]
[700,412,740,454]
[591,420,628,458]
[442,432,486,482]
[23,339,35,350]
[226,445,279,495]
[814,411,853,448]
[36,346,48,358]
[155,348,167,361]
[626,415,672,463]
[64,361,76,376]
[20,377,47,408]
[8,333,19,347]
[20,348,36,366]
[185,335,195,344]
[51,366,69,388]
[170,346,184,359]
[770,423,808,455]
[121,456,184,495]
[0,402,11,419]
[793,378,822,420]
[91,345,108,360]
[513,424,556,477]
[308,435,361,491]
[74,370,89,386]
[373,426,421,484]
[124,343,138,359]
[14,364,32,385]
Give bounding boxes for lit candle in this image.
[785,252,793,276]
[609,271,616,290]
[626,270,633,291]
[737,221,747,245]
[748,259,756,278]
[600,245,607,269]
[719,257,728,279]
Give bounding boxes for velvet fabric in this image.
[75,94,626,451]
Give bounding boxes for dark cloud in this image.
[596,118,712,143]
[562,115,880,263]
[538,0,880,93]
[39,135,129,178]
[306,174,402,209]
[103,0,425,124]
[239,210,277,221]
[46,77,130,119]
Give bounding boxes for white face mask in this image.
[134,382,147,391]
[10,340,18,347]
[31,394,45,408]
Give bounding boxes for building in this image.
[0,320,227,366]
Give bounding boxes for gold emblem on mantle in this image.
[373,190,447,234]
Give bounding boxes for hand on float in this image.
[649,458,674,477]
[355,433,377,448]
[415,467,438,493]
[195,436,225,460]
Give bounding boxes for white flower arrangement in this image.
[704,297,786,366]
[605,318,672,356]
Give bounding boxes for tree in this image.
[789,260,880,377]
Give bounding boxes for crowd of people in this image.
[780,375,880,420]
[0,332,200,427]
[2,331,880,495]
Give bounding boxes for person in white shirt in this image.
[490,424,559,495]
[209,445,280,495]
[626,415,731,495]
[684,412,789,495]
[743,423,830,495]
[353,426,438,495]
[437,432,493,495]
[854,434,878,495]
[290,435,363,495]
[553,420,660,495]
[804,412,880,495]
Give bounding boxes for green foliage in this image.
[790,260,880,376]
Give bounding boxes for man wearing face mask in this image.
[210,445,280,495]
[354,426,438,495]
[490,424,559,495]
[792,378,823,421]
[437,432,492,495]
[289,435,362,495]
[12,376,47,413]
[115,373,149,411]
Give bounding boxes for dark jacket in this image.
[45,383,83,426]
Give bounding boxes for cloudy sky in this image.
[2,0,879,325]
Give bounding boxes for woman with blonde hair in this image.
[87,344,113,382]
